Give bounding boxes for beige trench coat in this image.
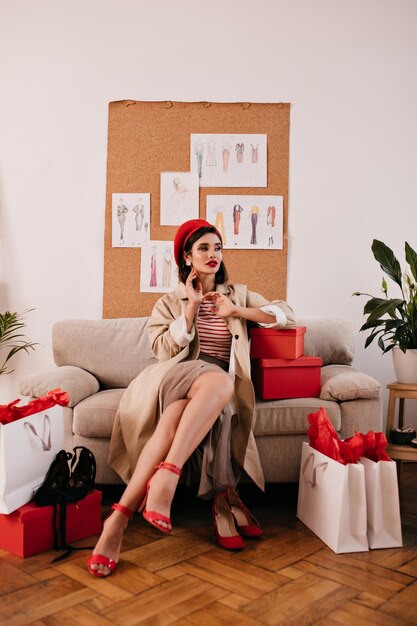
[108,282,295,490]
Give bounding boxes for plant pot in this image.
[392,348,417,383]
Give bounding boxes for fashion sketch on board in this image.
[195,141,204,178]
[206,141,217,166]
[112,193,151,248]
[140,241,178,293]
[133,199,145,232]
[267,205,276,246]
[117,199,128,243]
[160,172,199,226]
[233,204,243,244]
[249,205,259,245]
[206,195,284,250]
[150,246,158,288]
[213,206,226,245]
[235,142,244,163]
[190,133,267,187]
[162,245,173,287]
[222,143,231,173]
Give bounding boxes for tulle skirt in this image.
[158,357,240,498]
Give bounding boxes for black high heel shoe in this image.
[67,446,96,501]
[34,450,72,506]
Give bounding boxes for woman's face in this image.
[185,232,223,276]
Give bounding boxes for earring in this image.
[186,260,191,266]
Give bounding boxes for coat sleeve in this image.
[147,296,194,360]
[245,288,296,329]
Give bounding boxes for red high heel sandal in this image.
[87,503,134,577]
[224,486,263,537]
[213,493,245,550]
[139,461,182,534]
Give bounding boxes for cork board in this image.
[103,100,290,318]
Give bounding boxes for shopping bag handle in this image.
[24,413,52,451]
[302,452,328,487]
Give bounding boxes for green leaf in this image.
[364,329,384,347]
[377,337,385,351]
[0,309,37,376]
[363,297,388,314]
[360,320,383,331]
[367,299,405,323]
[372,239,402,287]
[405,242,417,283]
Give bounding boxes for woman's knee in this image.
[208,372,235,403]
[188,371,234,404]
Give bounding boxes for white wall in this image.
[1,0,417,426]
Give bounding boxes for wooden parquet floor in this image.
[1,463,416,626]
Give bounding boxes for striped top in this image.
[197,300,232,363]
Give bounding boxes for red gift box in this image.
[0,489,102,558]
[251,356,322,400]
[250,326,306,359]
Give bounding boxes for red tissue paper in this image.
[307,407,391,464]
[0,389,69,425]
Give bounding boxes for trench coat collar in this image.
[174,282,231,300]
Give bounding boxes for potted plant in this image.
[353,240,417,383]
[0,309,38,375]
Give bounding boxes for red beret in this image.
[173,219,221,266]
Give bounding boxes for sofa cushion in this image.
[253,398,341,436]
[73,389,124,438]
[18,365,99,408]
[73,392,341,440]
[297,318,355,366]
[53,318,157,388]
[320,365,381,401]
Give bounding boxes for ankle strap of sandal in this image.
[111,503,134,520]
[155,461,182,477]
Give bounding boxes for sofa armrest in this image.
[18,366,100,408]
[320,364,381,402]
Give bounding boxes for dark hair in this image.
[178,226,228,285]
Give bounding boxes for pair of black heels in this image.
[34,446,96,560]
[35,446,96,507]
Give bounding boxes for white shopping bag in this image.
[360,456,402,549]
[0,405,65,514]
[297,442,369,553]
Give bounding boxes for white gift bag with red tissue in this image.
[297,442,369,553]
[0,391,67,514]
[360,456,402,549]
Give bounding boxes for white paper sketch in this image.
[206,195,283,250]
[112,193,151,247]
[160,172,199,225]
[140,240,178,293]
[190,134,267,187]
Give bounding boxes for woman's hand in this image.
[185,269,203,306]
[203,292,237,318]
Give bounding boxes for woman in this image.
[88,219,295,577]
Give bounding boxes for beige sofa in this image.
[18,318,383,485]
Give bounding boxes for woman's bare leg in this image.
[90,398,189,575]
[91,369,234,572]
[144,370,234,530]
